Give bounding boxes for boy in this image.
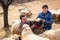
[37,5,53,31]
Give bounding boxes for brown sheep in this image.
[2,34,20,40]
[57,14,60,22]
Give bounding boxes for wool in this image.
[21,24,50,40]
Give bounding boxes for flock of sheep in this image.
[19,7,32,18]
[2,23,60,40]
[1,7,60,40]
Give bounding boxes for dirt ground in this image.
[0,0,60,39]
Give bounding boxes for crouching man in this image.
[13,15,29,35]
[37,5,53,31]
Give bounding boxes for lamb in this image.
[19,7,26,10]
[12,20,21,35]
[19,8,32,18]
[52,13,60,22]
[12,20,20,25]
[39,29,60,40]
[21,24,50,40]
[50,9,60,22]
[2,34,20,40]
[32,18,44,35]
[23,18,44,34]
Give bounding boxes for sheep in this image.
[26,18,44,35]
[2,34,20,40]
[49,10,60,22]
[39,29,60,40]
[10,34,20,40]
[32,18,44,35]
[12,20,21,35]
[12,20,20,27]
[21,24,50,40]
[49,10,60,14]
[19,8,32,18]
[52,14,60,22]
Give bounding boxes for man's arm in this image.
[37,13,42,19]
[44,14,53,25]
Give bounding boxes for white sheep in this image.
[2,34,20,40]
[21,24,50,40]
[49,9,60,14]
[12,20,21,35]
[12,20,20,27]
[19,8,32,18]
[39,29,60,40]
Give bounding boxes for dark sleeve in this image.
[37,13,42,19]
[44,13,53,25]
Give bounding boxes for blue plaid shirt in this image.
[37,11,53,31]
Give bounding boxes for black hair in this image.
[42,5,48,9]
[20,15,26,20]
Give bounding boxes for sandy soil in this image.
[0,0,60,39]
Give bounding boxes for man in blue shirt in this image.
[37,5,53,31]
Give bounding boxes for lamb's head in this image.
[22,24,32,32]
[34,18,43,27]
[22,24,33,36]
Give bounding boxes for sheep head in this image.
[34,18,43,27]
[22,24,32,33]
[22,24,33,37]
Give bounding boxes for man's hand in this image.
[43,19,45,23]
